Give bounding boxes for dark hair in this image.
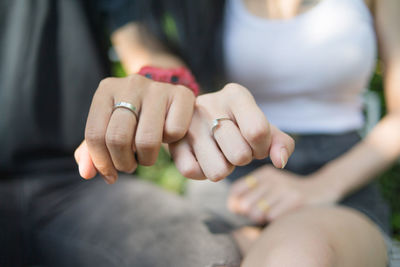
[135,0,227,90]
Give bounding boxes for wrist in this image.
[138,66,200,96]
[307,168,346,203]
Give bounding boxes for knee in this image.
[263,239,335,267]
[243,229,336,267]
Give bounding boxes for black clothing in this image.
[0,0,135,175]
[228,132,391,235]
[0,2,242,267]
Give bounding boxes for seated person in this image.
[2,0,289,266]
[79,0,400,266]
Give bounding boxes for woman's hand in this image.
[74,74,195,184]
[169,83,295,181]
[228,165,341,224]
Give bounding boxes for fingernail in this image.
[104,175,116,184]
[78,161,85,179]
[280,147,288,169]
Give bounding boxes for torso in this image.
[242,0,374,19]
[223,0,377,133]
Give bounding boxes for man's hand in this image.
[75,74,195,184]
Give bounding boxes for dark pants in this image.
[187,131,390,235]
[0,173,241,267]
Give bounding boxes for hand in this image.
[228,165,340,224]
[74,74,195,184]
[169,83,295,181]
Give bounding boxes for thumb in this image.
[268,125,295,169]
[74,141,98,179]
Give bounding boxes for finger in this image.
[229,174,260,199]
[268,125,295,169]
[74,141,97,179]
[229,166,275,197]
[169,139,206,180]
[248,190,284,223]
[106,106,138,173]
[265,196,299,221]
[163,85,195,143]
[227,86,272,159]
[135,86,168,166]
[228,183,266,214]
[189,115,234,182]
[85,78,120,184]
[213,120,253,166]
[233,182,272,214]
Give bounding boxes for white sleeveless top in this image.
[223,0,377,133]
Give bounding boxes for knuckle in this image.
[243,123,270,143]
[255,150,269,160]
[179,163,199,178]
[229,148,252,166]
[116,162,136,174]
[223,82,241,92]
[195,93,214,108]
[85,128,105,146]
[94,162,113,176]
[105,131,131,148]
[207,166,232,182]
[146,83,170,99]
[98,77,114,88]
[195,95,207,107]
[164,126,187,142]
[135,137,161,152]
[127,73,143,85]
[148,81,163,92]
[222,83,247,96]
[139,157,158,167]
[176,84,195,98]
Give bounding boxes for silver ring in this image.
[113,102,138,120]
[211,118,231,136]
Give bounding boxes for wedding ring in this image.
[113,102,138,120]
[244,175,258,189]
[211,118,231,136]
[257,199,270,213]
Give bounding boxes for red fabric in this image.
[138,66,199,96]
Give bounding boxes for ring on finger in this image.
[211,118,232,136]
[245,175,258,189]
[113,101,138,120]
[257,199,270,213]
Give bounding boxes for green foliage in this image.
[136,148,187,195]
[112,61,126,77]
[379,164,400,239]
[162,13,180,43]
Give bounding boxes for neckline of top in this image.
[231,0,334,25]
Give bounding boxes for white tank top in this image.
[223,0,377,133]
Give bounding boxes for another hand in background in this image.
[74,74,195,184]
[170,83,295,181]
[228,165,340,224]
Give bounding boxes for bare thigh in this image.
[240,206,388,267]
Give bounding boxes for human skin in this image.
[223,0,399,266]
[228,0,400,227]
[74,23,295,184]
[74,0,399,265]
